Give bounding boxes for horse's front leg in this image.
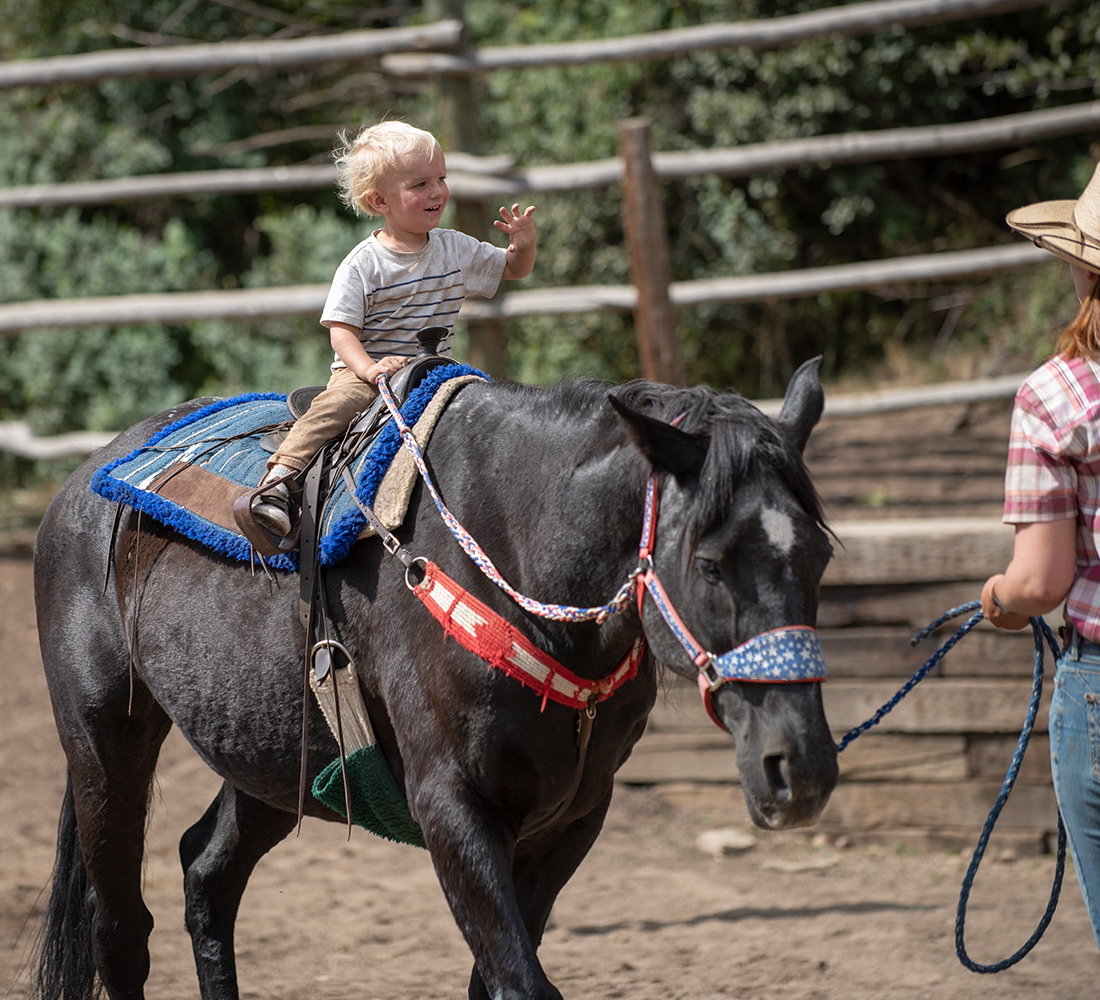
[414,774,562,1000]
[467,787,615,1000]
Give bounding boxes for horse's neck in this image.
[443,391,648,602]
[509,416,646,552]
[502,429,648,650]
[418,392,650,672]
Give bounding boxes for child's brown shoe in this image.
[250,481,291,536]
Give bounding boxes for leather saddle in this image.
[233,326,454,556]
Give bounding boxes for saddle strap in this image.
[339,465,420,569]
[297,455,324,829]
[299,455,326,628]
[518,705,596,842]
[297,451,360,836]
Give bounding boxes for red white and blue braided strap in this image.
[410,558,645,711]
[377,377,637,624]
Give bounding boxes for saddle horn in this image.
[416,326,447,358]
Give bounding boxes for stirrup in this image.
[232,471,302,557]
[251,482,292,535]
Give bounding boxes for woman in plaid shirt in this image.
[983,161,1100,948]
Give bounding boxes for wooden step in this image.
[647,676,1051,736]
[824,517,1014,586]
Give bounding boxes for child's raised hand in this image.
[495,203,536,253]
[496,204,537,280]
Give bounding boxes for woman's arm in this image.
[981,518,1078,629]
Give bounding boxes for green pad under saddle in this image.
[312,744,426,848]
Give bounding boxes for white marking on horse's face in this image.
[760,508,796,555]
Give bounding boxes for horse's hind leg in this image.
[48,682,172,1000]
[179,781,296,1000]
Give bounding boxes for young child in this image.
[250,120,537,535]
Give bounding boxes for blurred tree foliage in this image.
[0,0,1097,447]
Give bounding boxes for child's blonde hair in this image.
[334,121,441,217]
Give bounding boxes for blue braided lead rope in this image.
[836,601,985,753]
[836,599,1067,973]
[955,613,1067,974]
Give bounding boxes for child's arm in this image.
[495,203,537,280]
[328,322,408,383]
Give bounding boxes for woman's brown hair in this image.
[1056,274,1100,361]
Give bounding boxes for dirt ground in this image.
[3,551,1099,1000]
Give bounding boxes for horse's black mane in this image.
[499,378,826,547]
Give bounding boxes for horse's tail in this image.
[32,771,99,1000]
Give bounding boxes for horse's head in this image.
[610,358,838,830]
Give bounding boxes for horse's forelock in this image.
[683,407,826,556]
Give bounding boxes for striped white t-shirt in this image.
[321,228,506,367]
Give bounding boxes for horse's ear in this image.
[608,395,708,481]
[776,356,824,454]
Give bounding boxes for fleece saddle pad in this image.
[90,364,485,572]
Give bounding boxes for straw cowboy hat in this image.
[1006,161,1100,272]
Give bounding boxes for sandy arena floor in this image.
[3,553,1098,999]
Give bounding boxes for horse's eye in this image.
[695,557,723,585]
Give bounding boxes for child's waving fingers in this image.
[494,203,536,231]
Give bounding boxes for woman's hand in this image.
[981,573,1031,630]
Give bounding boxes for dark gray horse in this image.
[32,359,838,1000]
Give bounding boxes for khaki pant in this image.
[267,366,379,473]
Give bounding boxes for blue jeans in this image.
[1050,630,1100,949]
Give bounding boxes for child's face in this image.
[373,145,449,240]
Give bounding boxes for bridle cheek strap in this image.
[635,474,711,664]
[636,472,827,732]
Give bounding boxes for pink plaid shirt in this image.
[1005,354,1100,640]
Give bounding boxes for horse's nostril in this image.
[764,754,793,802]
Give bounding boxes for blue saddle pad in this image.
[90,364,483,572]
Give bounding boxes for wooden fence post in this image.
[430,0,509,379]
[619,118,685,386]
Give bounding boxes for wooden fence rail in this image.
[0,0,1049,90]
[0,242,1048,335]
[0,21,462,89]
[5,100,1099,209]
[381,0,1051,76]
